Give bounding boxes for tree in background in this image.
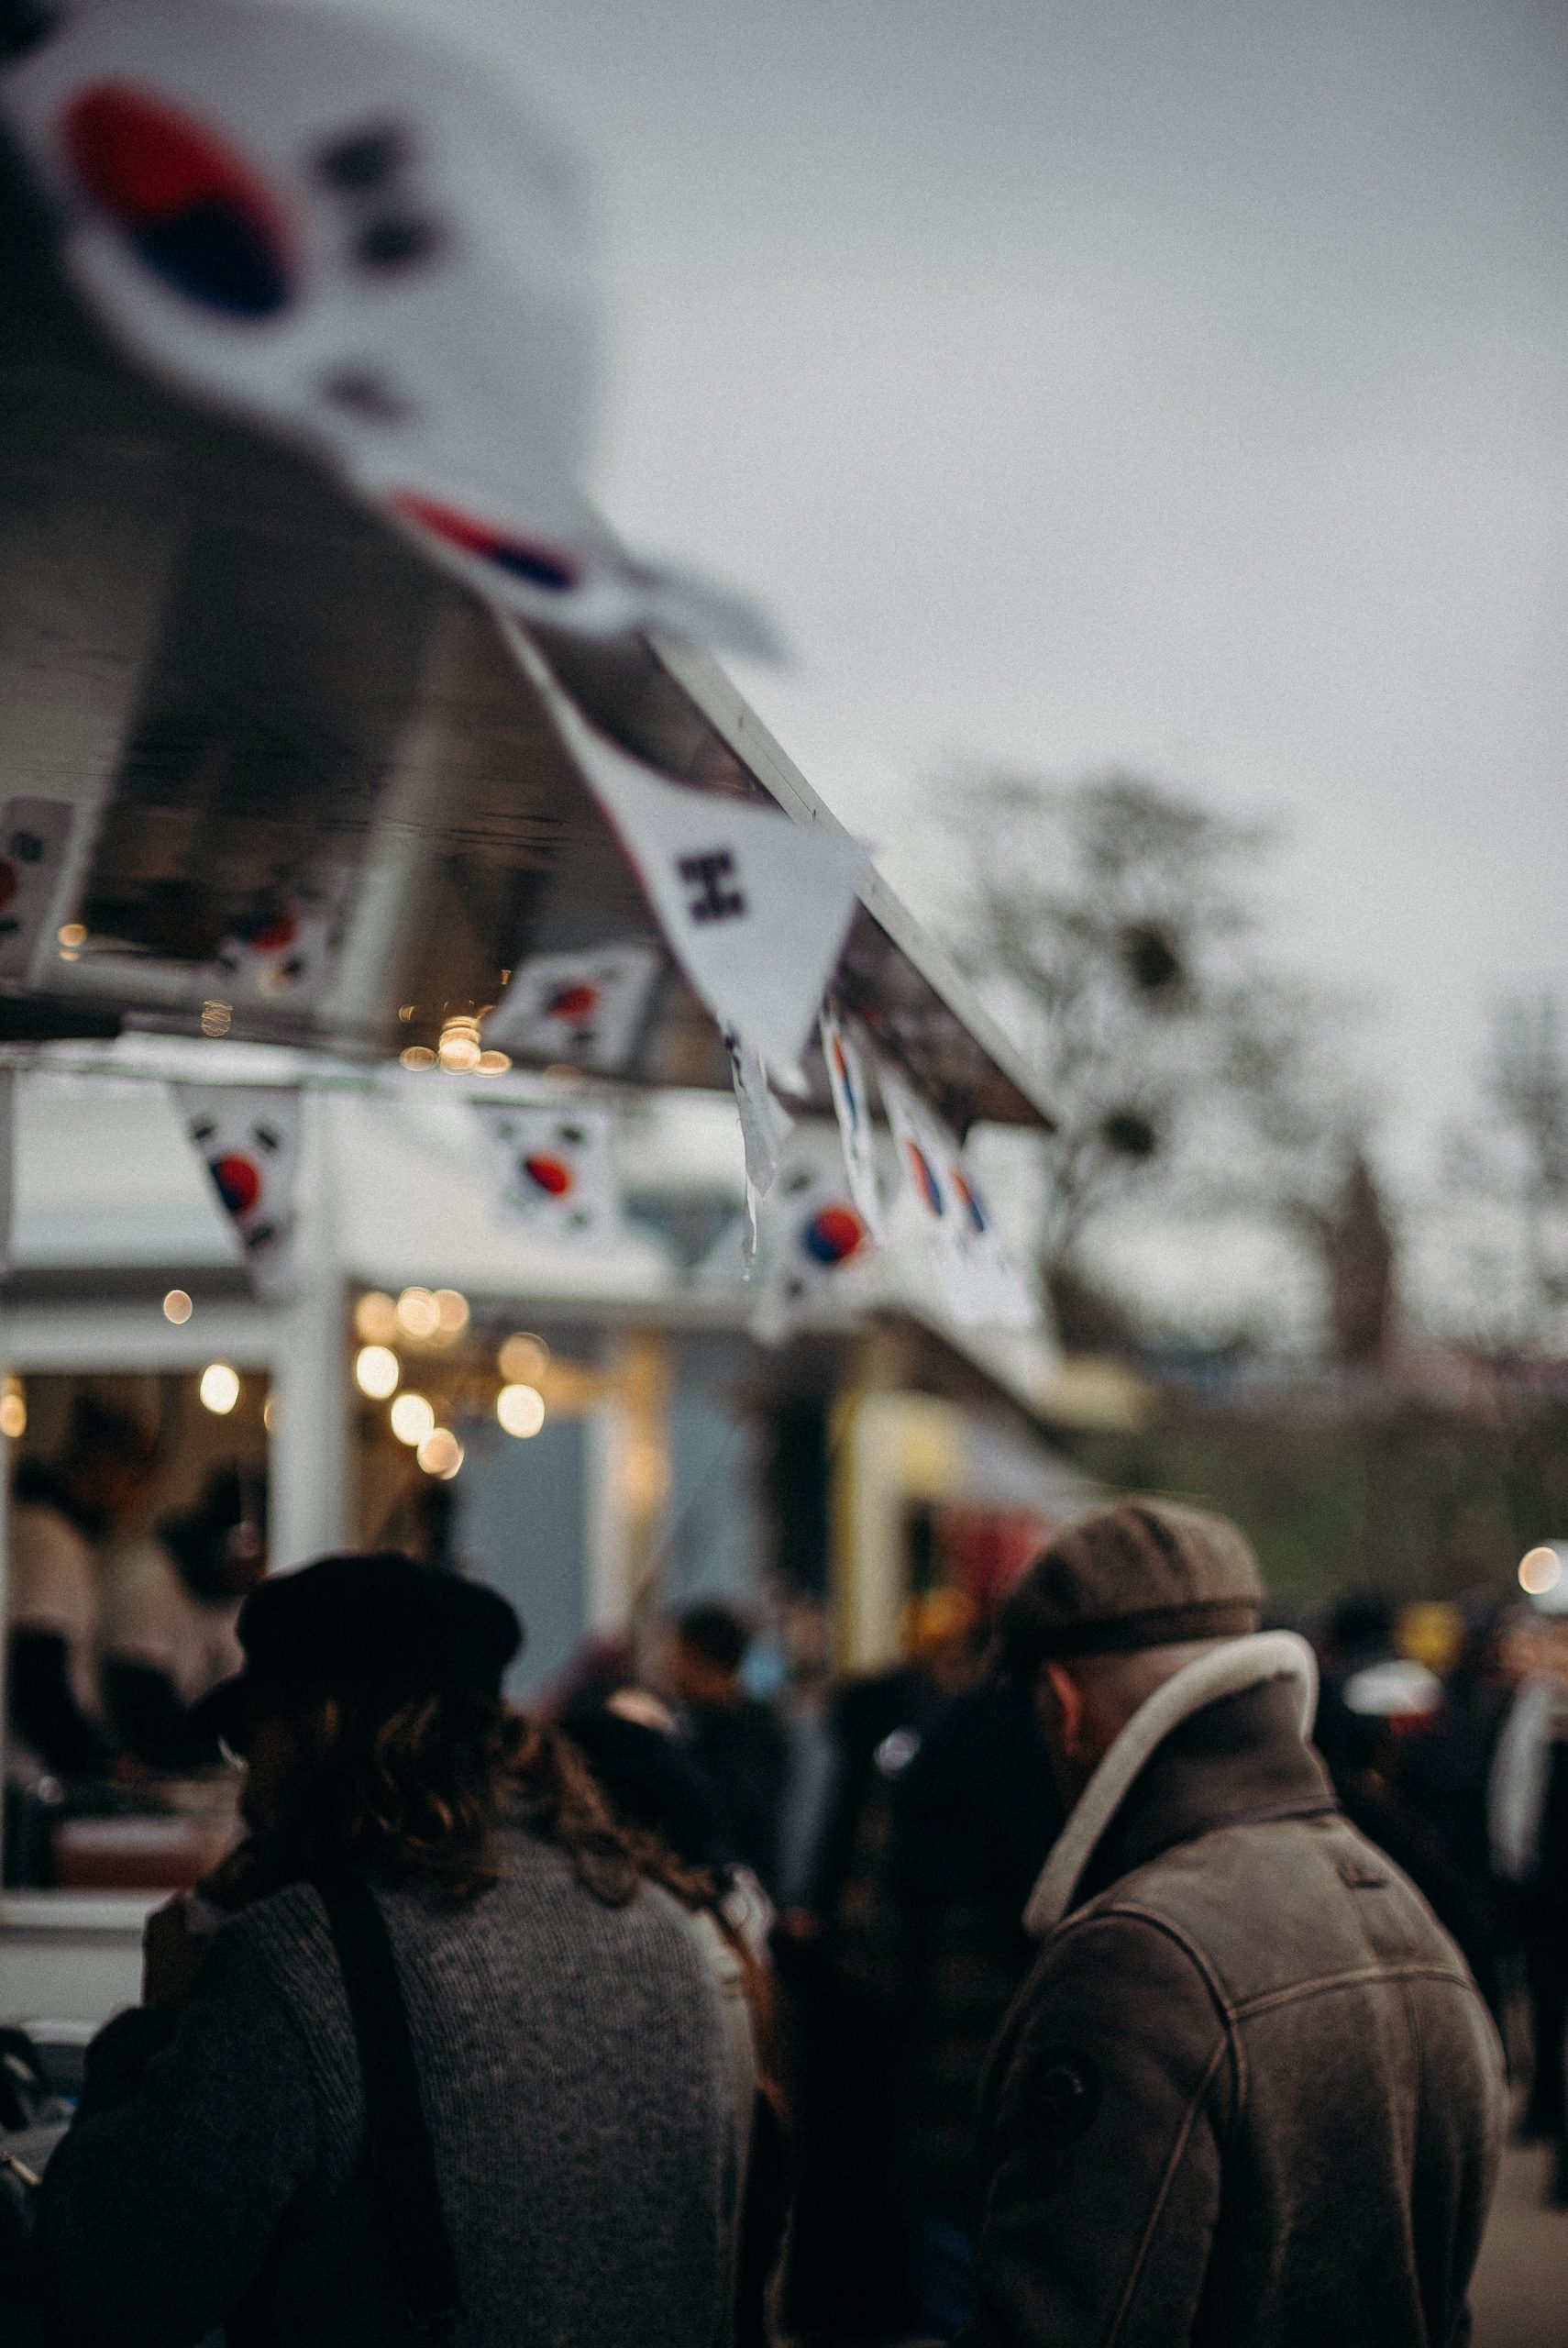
[1440,992,1568,1356]
[935,769,1389,1362]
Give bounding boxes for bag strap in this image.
[315,1874,463,2340]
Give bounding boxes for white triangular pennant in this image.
[177,1083,301,1295]
[0,799,73,983]
[471,1100,619,1246]
[508,631,869,1074]
[0,2,773,655]
[820,1002,883,1241]
[488,945,661,1074]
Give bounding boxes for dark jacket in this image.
[959,1654,1506,2348]
[39,1825,737,2348]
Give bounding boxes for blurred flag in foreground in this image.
[489,945,661,1074]
[0,0,773,652]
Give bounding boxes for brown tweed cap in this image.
[1000,1498,1265,1667]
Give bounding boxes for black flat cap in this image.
[193,1550,523,1748]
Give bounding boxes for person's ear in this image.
[1043,1660,1088,1758]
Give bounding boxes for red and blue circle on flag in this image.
[546,981,602,1022]
[951,1168,988,1236]
[389,493,581,595]
[211,1153,262,1218]
[522,1153,574,1199]
[801,1202,866,1268]
[61,83,298,318]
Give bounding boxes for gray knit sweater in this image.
[39,1827,738,2347]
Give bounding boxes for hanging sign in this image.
[471,1100,619,1246]
[753,1150,875,1346]
[880,1065,1036,1330]
[488,944,661,1074]
[0,0,773,655]
[0,799,73,983]
[819,1002,883,1240]
[509,630,869,1077]
[178,1083,301,1294]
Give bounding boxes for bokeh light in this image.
[417,1426,464,1479]
[434,1288,469,1335]
[199,1362,240,1415]
[354,1344,401,1400]
[390,1391,436,1446]
[1519,1545,1563,1598]
[162,1289,193,1324]
[498,1332,549,1386]
[354,1290,400,1345]
[0,1378,26,1441]
[497,1383,546,1438]
[396,1286,441,1340]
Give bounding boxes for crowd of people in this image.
[6,1485,1565,2345]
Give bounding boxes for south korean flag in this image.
[0,799,72,983]
[819,1002,883,1241]
[0,0,773,656]
[509,630,869,1077]
[472,1101,618,1246]
[488,945,661,1074]
[211,877,342,1005]
[177,1082,301,1294]
[880,1067,1035,1330]
[753,1144,876,1347]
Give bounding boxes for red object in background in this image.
[940,1508,1051,1611]
[244,913,299,954]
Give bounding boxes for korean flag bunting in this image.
[178,1083,301,1294]
[471,1101,618,1246]
[819,1002,883,1241]
[211,876,343,1005]
[0,0,774,657]
[880,1067,1036,1331]
[0,799,73,983]
[753,1146,876,1347]
[488,944,661,1074]
[509,629,869,1078]
[727,1034,794,1275]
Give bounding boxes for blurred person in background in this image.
[5,1395,157,1781]
[957,1500,1504,2348]
[652,1600,790,1897]
[777,1587,986,2342]
[1488,1571,1568,2203]
[99,1468,267,1772]
[36,1552,747,2348]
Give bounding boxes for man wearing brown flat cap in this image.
[956,1498,1505,2348]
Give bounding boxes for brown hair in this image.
[206,1686,712,1913]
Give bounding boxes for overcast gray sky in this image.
[372,0,1565,1215]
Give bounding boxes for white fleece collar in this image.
[1022,1631,1320,1938]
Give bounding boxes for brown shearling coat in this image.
[959,1667,1506,2348]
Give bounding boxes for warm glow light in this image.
[355,1290,400,1345]
[417,1426,464,1479]
[438,1017,483,1073]
[390,1391,436,1446]
[262,1394,276,1433]
[0,1379,26,1441]
[476,1050,512,1077]
[199,1362,241,1416]
[162,1289,193,1325]
[57,922,86,947]
[1520,1545,1564,1598]
[400,1046,436,1071]
[498,1332,550,1386]
[201,1001,232,1037]
[395,1286,441,1340]
[434,1288,469,1335]
[497,1383,547,1438]
[624,1434,670,1515]
[355,1344,401,1400]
